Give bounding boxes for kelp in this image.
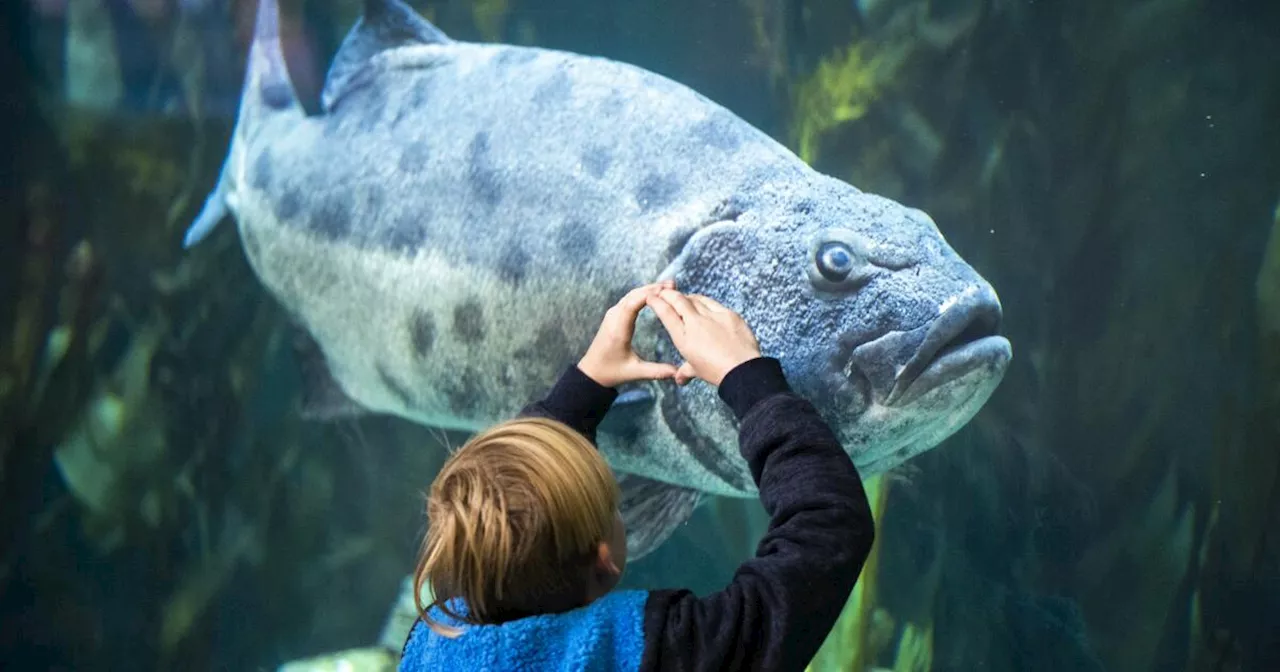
[1260,201,1280,368]
[807,475,902,672]
[790,42,889,167]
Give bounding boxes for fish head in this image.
[663,177,1012,475]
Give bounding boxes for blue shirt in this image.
[399,591,648,672]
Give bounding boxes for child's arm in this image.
[639,290,875,672]
[517,365,618,443]
[641,356,874,672]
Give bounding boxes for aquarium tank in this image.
[2,0,1278,669]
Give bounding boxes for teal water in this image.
[2,0,1278,670]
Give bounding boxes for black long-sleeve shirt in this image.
[519,358,876,672]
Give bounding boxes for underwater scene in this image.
[3,0,1279,669]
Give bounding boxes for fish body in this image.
[187,0,1012,557]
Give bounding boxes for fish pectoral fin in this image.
[183,162,230,248]
[599,384,656,437]
[611,385,656,409]
[291,326,372,421]
[617,473,703,561]
[321,0,453,111]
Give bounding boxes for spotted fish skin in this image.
[187,0,1011,556]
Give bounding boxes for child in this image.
[400,281,875,671]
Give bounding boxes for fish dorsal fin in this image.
[322,0,452,111]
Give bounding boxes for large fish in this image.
[185,0,1012,558]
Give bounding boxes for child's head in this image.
[413,417,627,636]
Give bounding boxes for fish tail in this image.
[183,0,302,248]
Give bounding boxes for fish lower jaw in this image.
[857,375,1007,475]
[883,335,1012,407]
[853,408,977,476]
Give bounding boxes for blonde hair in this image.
[413,416,621,637]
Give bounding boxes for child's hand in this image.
[646,290,762,387]
[577,281,680,388]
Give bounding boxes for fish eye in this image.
[817,242,855,281]
[807,229,871,293]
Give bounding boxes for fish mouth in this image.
[883,287,1010,407]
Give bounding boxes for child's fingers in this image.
[616,286,655,314]
[688,294,729,313]
[657,289,699,319]
[646,294,684,332]
[628,360,679,381]
[674,361,697,386]
[609,284,666,326]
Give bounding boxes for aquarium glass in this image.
[3,0,1279,670]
